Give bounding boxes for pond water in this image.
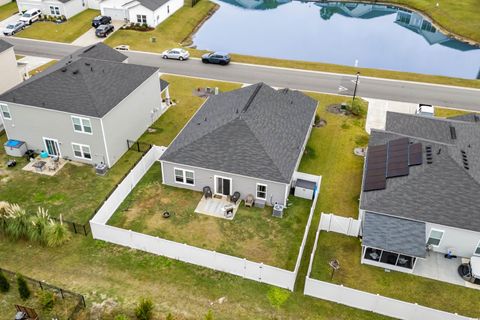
[192,1,480,79]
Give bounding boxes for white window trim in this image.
[71,115,93,135]
[174,167,195,186]
[214,175,232,196]
[71,143,92,160]
[256,183,267,200]
[0,103,11,120]
[427,228,444,247]
[474,240,480,256]
[49,5,60,15]
[43,137,62,157]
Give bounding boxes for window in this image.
[136,15,147,24]
[174,168,194,185]
[0,104,11,120]
[427,229,444,246]
[72,143,92,160]
[475,241,480,256]
[256,183,267,200]
[49,6,60,15]
[71,116,92,134]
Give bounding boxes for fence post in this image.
[83,224,88,236]
[137,142,140,152]
[72,222,77,234]
[60,288,64,299]
[81,295,86,307]
[39,281,43,290]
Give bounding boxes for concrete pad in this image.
[71,21,124,46]
[365,98,417,134]
[17,55,53,73]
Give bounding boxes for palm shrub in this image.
[0,271,10,293]
[39,290,55,310]
[204,310,214,320]
[134,298,154,320]
[17,275,31,300]
[29,207,51,244]
[114,315,130,320]
[0,201,9,233]
[44,216,70,247]
[5,204,30,240]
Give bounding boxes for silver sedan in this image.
[161,48,190,61]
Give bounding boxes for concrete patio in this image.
[195,195,240,220]
[22,157,67,176]
[413,252,480,290]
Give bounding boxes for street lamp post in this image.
[352,71,360,106]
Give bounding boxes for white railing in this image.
[318,212,360,236]
[90,145,321,291]
[304,219,475,320]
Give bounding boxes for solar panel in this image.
[408,143,423,166]
[386,138,409,177]
[364,145,387,191]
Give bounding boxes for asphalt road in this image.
[4,37,480,110]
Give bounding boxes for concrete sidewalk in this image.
[365,98,417,133]
[71,21,124,46]
[17,55,53,73]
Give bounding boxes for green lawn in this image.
[0,271,80,320]
[310,232,480,318]
[434,106,475,118]
[15,9,99,43]
[108,165,312,270]
[28,60,57,77]
[386,0,480,43]
[0,1,18,21]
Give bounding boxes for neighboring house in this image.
[0,43,169,167]
[16,0,99,19]
[0,40,23,131]
[316,2,397,20]
[160,83,318,206]
[359,111,480,273]
[0,0,12,6]
[100,0,183,27]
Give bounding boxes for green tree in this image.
[135,298,154,320]
[17,275,31,300]
[0,271,10,293]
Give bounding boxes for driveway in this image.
[365,98,418,133]
[71,21,124,46]
[0,13,21,36]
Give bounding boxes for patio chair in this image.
[230,191,240,204]
[203,186,212,199]
[245,194,254,208]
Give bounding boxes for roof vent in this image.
[449,126,457,140]
[85,62,91,66]
[241,83,262,113]
[72,69,79,75]
[461,150,469,170]
[61,67,67,72]
[426,145,433,164]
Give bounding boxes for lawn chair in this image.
[203,186,212,199]
[230,191,240,204]
[245,194,254,208]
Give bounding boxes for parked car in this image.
[19,9,41,25]
[92,15,111,28]
[201,52,231,65]
[95,24,114,37]
[162,48,190,61]
[3,21,25,36]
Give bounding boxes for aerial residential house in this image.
[159,83,318,207]
[359,112,480,273]
[100,0,184,27]
[16,0,98,19]
[0,40,23,131]
[0,43,169,168]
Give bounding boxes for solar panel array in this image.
[363,138,423,192]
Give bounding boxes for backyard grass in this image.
[15,9,99,43]
[28,59,57,77]
[104,0,480,89]
[0,1,18,21]
[108,165,312,270]
[0,272,80,320]
[434,106,475,118]
[310,232,480,318]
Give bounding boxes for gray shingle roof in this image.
[363,212,426,258]
[138,0,169,10]
[71,43,127,63]
[447,113,480,123]
[160,83,318,183]
[361,112,480,232]
[0,39,13,54]
[160,79,169,91]
[0,44,157,118]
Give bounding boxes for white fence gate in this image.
[304,219,475,320]
[90,145,322,291]
[319,213,360,236]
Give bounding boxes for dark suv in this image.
[95,24,114,37]
[201,52,231,65]
[92,15,111,28]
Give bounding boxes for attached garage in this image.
[102,7,127,21]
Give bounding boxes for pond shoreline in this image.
[181,3,220,47]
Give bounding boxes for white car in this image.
[161,48,190,61]
[3,21,25,36]
[19,9,42,25]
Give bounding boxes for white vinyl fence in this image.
[90,145,321,291]
[319,213,360,236]
[304,220,475,320]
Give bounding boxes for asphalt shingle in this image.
[0,39,13,54]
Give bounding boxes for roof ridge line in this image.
[377,129,454,146]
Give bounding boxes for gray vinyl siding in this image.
[161,161,289,206]
[0,102,106,164]
[101,71,163,166]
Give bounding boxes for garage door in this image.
[102,8,127,21]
